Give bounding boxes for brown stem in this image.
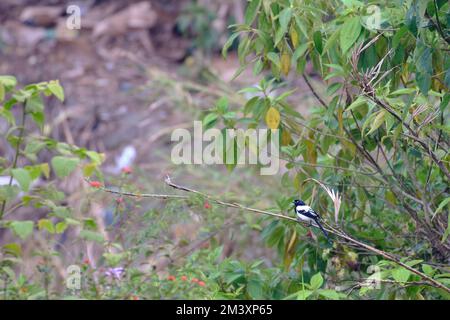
[0,103,27,220]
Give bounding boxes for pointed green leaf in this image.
[10,220,34,240]
[310,272,324,290]
[51,156,80,178]
[245,0,261,25]
[313,31,323,55]
[340,17,361,53]
[11,168,32,192]
[279,7,293,34]
[47,80,64,101]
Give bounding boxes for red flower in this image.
[83,259,90,265]
[198,281,206,287]
[204,202,211,209]
[131,295,139,300]
[191,278,199,283]
[121,166,132,174]
[167,275,176,281]
[116,197,124,204]
[89,181,102,188]
[181,275,187,281]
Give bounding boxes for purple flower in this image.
[105,267,125,280]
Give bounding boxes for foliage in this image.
[209,0,450,299]
[0,76,104,299]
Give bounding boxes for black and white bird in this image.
[294,199,330,243]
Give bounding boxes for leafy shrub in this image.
[209,0,450,299]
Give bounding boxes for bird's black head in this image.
[293,199,305,206]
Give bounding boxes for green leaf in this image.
[0,75,17,90]
[367,110,386,135]
[79,230,104,243]
[231,64,248,81]
[292,43,309,64]
[47,80,64,101]
[202,113,218,128]
[11,168,32,192]
[83,218,98,230]
[313,31,323,55]
[327,82,343,95]
[318,289,340,300]
[416,72,431,95]
[247,277,263,299]
[422,264,435,276]
[323,27,340,53]
[10,220,34,240]
[0,185,20,202]
[51,156,80,178]
[53,206,71,219]
[0,84,4,101]
[216,97,229,113]
[0,266,16,281]
[253,58,264,75]
[55,221,68,234]
[297,289,313,300]
[433,197,450,220]
[25,93,44,113]
[340,16,361,53]
[310,272,324,290]
[85,151,104,165]
[388,88,417,97]
[222,32,240,58]
[244,0,261,25]
[275,89,297,102]
[442,211,450,243]
[2,243,22,257]
[274,27,286,46]
[392,268,411,283]
[38,219,55,234]
[404,259,423,267]
[444,67,450,89]
[0,107,15,125]
[225,273,244,285]
[279,7,293,34]
[266,52,280,69]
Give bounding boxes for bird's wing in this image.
[310,208,322,220]
[298,208,318,220]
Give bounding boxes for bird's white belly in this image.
[296,213,315,223]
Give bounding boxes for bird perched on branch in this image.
[294,199,331,243]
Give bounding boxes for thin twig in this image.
[0,103,27,219]
[95,184,188,200]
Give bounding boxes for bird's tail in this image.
[314,219,332,244]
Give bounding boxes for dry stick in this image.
[98,186,188,200]
[162,177,450,294]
